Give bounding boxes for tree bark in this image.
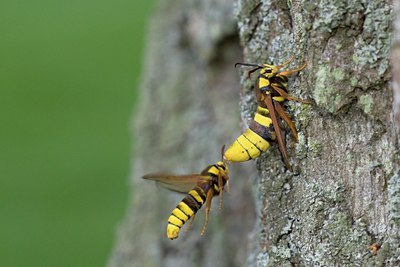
[109,0,399,266]
[236,0,398,266]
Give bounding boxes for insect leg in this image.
[201,188,214,236]
[271,84,311,104]
[225,179,231,194]
[279,62,307,76]
[286,95,312,104]
[217,174,224,210]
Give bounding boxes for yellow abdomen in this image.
[224,128,270,162]
[167,189,204,239]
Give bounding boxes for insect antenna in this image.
[247,66,262,79]
[234,63,263,79]
[234,62,263,68]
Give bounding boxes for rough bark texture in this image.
[394,0,400,129]
[236,0,398,266]
[109,0,399,266]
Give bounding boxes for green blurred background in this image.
[0,1,155,266]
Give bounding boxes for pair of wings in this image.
[263,93,291,170]
[142,173,211,193]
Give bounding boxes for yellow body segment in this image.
[224,139,251,162]
[177,202,194,217]
[257,106,269,115]
[259,77,270,88]
[225,129,272,162]
[272,96,285,102]
[172,208,189,221]
[167,224,180,239]
[188,190,204,204]
[168,212,184,227]
[237,133,261,159]
[254,113,272,127]
[207,165,219,176]
[243,129,270,152]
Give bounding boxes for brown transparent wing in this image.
[142,173,211,193]
[264,94,292,170]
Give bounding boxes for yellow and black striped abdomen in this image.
[224,106,274,162]
[167,186,207,239]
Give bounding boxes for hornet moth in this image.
[224,55,311,170]
[142,146,229,240]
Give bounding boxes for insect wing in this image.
[142,173,211,193]
[264,94,292,170]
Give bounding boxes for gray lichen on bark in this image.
[236,0,399,266]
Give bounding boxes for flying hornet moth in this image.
[142,147,229,240]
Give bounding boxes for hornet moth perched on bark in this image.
[224,55,311,170]
[142,146,229,240]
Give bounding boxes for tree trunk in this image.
[237,0,398,266]
[108,0,399,266]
